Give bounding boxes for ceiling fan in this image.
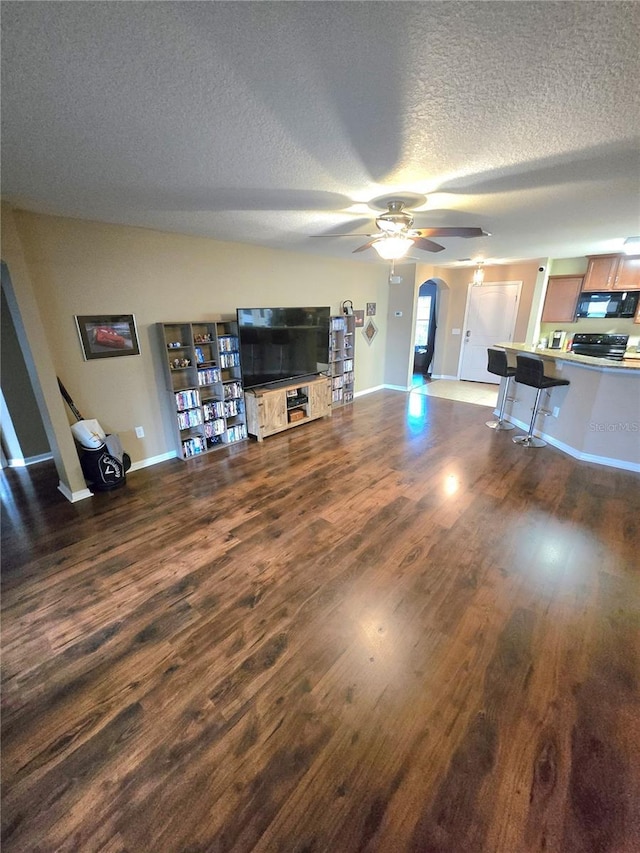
[316,198,487,260]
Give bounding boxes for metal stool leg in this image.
[486,375,515,430]
[513,387,547,447]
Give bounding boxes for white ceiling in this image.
[2,2,639,267]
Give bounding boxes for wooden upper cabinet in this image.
[583,253,640,291]
[615,254,640,290]
[582,255,619,291]
[541,275,583,322]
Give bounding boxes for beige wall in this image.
[549,257,588,276]
[8,210,390,466]
[384,263,422,388]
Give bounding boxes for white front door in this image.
[459,283,521,383]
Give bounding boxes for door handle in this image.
[465,330,471,338]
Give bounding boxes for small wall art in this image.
[75,314,141,360]
[366,302,376,316]
[363,318,378,345]
[353,309,365,328]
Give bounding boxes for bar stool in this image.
[485,348,516,430]
[512,355,570,448]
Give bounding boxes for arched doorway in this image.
[413,280,438,379]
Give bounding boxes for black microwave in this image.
[575,290,639,319]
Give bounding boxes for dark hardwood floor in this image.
[2,390,639,852]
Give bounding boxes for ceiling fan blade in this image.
[312,233,376,238]
[413,227,486,239]
[413,237,445,253]
[352,238,381,253]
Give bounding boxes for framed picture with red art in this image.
[75,314,141,360]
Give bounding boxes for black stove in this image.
[571,333,629,361]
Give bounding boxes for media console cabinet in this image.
[244,375,331,442]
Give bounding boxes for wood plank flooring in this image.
[2,389,639,852]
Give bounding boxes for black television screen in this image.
[236,307,330,389]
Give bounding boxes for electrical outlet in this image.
[552,406,560,418]
[135,426,145,438]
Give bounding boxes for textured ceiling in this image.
[2,1,639,266]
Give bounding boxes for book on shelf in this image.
[177,408,203,430]
[218,335,238,353]
[182,435,206,457]
[226,424,248,443]
[204,418,225,437]
[223,398,244,417]
[219,352,240,368]
[223,381,243,399]
[174,389,201,410]
[197,367,221,385]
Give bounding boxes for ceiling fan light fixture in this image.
[377,218,408,234]
[372,235,415,260]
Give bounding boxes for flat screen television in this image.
[236,307,331,389]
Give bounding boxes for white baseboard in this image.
[129,450,178,472]
[57,481,93,503]
[6,453,54,467]
[506,416,640,472]
[25,452,54,466]
[430,374,459,381]
[384,384,410,392]
[354,385,385,398]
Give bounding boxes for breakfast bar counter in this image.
[499,342,640,371]
[495,343,640,471]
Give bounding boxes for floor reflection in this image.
[411,377,498,408]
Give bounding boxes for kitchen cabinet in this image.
[583,254,640,292]
[541,275,583,322]
[616,255,640,291]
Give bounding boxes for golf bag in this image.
[59,380,131,491]
[74,426,130,491]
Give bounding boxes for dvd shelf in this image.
[329,314,355,406]
[158,320,247,459]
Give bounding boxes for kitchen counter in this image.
[497,342,640,370]
[493,343,640,471]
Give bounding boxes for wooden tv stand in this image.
[244,375,331,442]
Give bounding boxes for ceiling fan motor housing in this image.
[376,201,415,233]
